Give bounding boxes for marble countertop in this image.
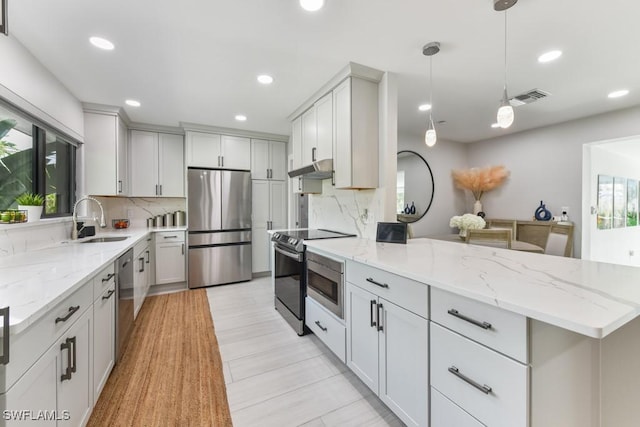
[0,227,187,335]
[304,237,640,339]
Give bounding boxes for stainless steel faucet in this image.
[71,196,107,240]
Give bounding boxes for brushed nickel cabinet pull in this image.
[118,180,123,193]
[366,277,389,289]
[55,306,80,324]
[370,299,377,328]
[447,309,492,330]
[102,289,115,300]
[0,306,9,365]
[377,303,384,331]
[102,273,115,283]
[315,320,327,332]
[448,366,492,394]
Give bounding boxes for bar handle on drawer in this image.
[448,366,492,394]
[1,306,9,365]
[447,309,492,330]
[377,303,384,332]
[55,306,80,324]
[370,300,377,328]
[314,320,327,332]
[366,277,389,289]
[164,235,179,239]
[102,289,116,300]
[102,273,115,283]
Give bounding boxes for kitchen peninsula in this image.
[304,236,640,427]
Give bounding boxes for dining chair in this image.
[486,219,518,240]
[465,229,512,249]
[544,224,574,257]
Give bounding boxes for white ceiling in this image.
[9,0,640,143]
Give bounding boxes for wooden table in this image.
[428,234,545,253]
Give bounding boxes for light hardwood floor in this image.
[207,276,405,427]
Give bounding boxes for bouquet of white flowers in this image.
[449,214,486,238]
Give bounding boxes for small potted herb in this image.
[16,192,45,222]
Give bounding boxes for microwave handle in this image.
[274,245,303,263]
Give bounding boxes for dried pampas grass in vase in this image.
[451,165,510,214]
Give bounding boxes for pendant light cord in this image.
[504,11,508,90]
[429,55,434,124]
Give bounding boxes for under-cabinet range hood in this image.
[287,159,333,179]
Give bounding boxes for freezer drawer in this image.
[189,230,251,246]
[188,244,252,288]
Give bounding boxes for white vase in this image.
[473,200,483,215]
[459,228,467,240]
[19,205,43,222]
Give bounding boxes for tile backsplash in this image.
[91,197,186,229]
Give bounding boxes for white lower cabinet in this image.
[431,387,485,427]
[346,281,429,427]
[93,285,115,405]
[155,231,186,285]
[133,240,150,318]
[305,297,346,362]
[4,307,92,427]
[251,180,286,273]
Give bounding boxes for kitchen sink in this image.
[81,236,129,243]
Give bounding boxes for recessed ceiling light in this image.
[608,89,629,99]
[89,36,114,50]
[538,50,562,63]
[491,123,501,128]
[125,99,141,107]
[257,74,274,85]
[235,115,247,122]
[300,0,324,12]
[418,104,432,112]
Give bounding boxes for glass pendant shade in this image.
[425,117,437,147]
[497,88,514,128]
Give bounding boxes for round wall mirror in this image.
[397,150,434,223]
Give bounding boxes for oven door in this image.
[273,244,305,322]
[306,257,344,319]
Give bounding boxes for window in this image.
[0,102,76,216]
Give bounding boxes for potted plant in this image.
[16,192,45,222]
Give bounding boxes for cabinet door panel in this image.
[333,78,352,188]
[221,135,251,170]
[269,141,287,181]
[187,132,221,168]
[379,299,429,427]
[251,139,269,179]
[159,133,185,197]
[270,181,287,229]
[156,242,186,285]
[129,130,159,197]
[301,107,316,165]
[117,117,128,195]
[346,283,378,393]
[93,286,115,404]
[251,222,270,273]
[57,309,92,427]
[315,92,333,160]
[83,112,118,195]
[291,117,303,170]
[252,180,270,225]
[431,387,484,427]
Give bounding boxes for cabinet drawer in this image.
[430,323,528,427]
[155,231,185,243]
[93,263,116,301]
[431,387,485,427]
[306,297,346,362]
[431,287,528,363]
[346,261,428,319]
[2,281,92,393]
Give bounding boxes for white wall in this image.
[397,134,468,237]
[0,35,84,140]
[583,139,640,266]
[465,105,640,258]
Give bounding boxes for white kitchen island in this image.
[304,237,640,427]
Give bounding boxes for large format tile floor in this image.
[206,277,405,427]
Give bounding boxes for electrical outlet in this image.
[561,206,569,215]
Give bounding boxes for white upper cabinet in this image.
[129,130,184,197]
[315,92,333,160]
[251,139,286,180]
[301,107,316,166]
[83,110,128,196]
[186,131,250,170]
[291,116,303,170]
[333,77,379,189]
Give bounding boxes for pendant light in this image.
[423,42,440,147]
[496,8,514,128]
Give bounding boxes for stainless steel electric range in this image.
[271,229,355,335]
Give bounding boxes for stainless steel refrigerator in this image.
[188,168,252,288]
